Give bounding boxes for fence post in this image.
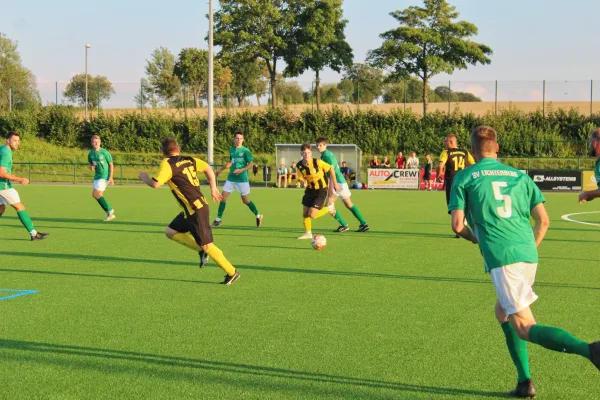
[184,86,187,120]
[28,161,31,182]
[591,80,594,116]
[448,80,451,114]
[495,80,498,116]
[120,164,123,184]
[403,80,406,111]
[97,81,100,115]
[56,81,58,104]
[73,163,76,183]
[542,80,546,117]
[140,78,143,115]
[357,82,360,107]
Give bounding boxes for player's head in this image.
[161,137,180,156]
[589,128,600,157]
[234,131,244,147]
[342,161,347,166]
[300,143,312,161]
[470,126,499,159]
[425,153,431,160]
[444,134,458,149]
[91,135,101,150]
[316,137,328,153]
[6,131,20,150]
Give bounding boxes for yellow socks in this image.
[205,243,236,276]
[314,207,330,219]
[303,217,312,233]
[172,233,201,252]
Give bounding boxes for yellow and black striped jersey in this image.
[439,148,475,180]
[153,154,209,216]
[296,158,332,190]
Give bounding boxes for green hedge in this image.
[1,105,599,158]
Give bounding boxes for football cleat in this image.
[508,379,536,398]
[31,232,50,241]
[199,250,209,268]
[334,225,349,233]
[222,270,240,285]
[256,214,263,228]
[356,224,370,232]
[104,210,116,222]
[211,219,222,227]
[590,341,600,371]
[298,232,313,240]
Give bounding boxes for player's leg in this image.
[298,204,312,239]
[340,186,369,232]
[310,189,330,220]
[326,187,348,232]
[0,189,48,241]
[493,263,595,363]
[193,206,239,284]
[165,213,208,268]
[239,183,262,227]
[0,204,5,217]
[212,182,233,226]
[92,180,114,221]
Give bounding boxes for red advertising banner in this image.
[419,169,445,190]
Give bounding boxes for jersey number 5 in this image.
[182,166,200,187]
[492,181,512,218]
[451,156,465,171]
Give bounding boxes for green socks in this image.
[529,324,591,358]
[217,202,227,219]
[17,210,35,233]
[247,201,259,216]
[97,197,112,212]
[333,211,347,226]
[349,205,366,225]
[502,322,531,382]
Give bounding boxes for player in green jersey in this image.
[212,131,262,228]
[449,126,600,398]
[579,128,600,204]
[316,137,369,232]
[0,132,49,241]
[88,135,115,221]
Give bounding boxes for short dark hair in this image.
[234,131,244,137]
[471,126,497,153]
[301,143,312,152]
[342,161,346,164]
[161,137,179,155]
[316,137,328,145]
[7,131,20,140]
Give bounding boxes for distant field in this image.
[1,187,599,399]
[78,101,600,119]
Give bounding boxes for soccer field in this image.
[1,186,599,399]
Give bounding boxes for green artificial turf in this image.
[1,186,599,399]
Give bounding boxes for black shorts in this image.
[445,178,453,205]
[168,208,213,246]
[302,188,328,209]
[423,172,431,180]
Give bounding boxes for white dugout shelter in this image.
[274,143,363,183]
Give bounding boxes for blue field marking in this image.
[0,289,39,301]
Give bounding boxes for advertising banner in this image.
[528,170,582,191]
[583,171,598,191]
[419,170,444,190]
[368,168,419,189]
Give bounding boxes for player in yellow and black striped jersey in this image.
[295,143,339,240]
[437,134,476,205]
[138,137,240,285]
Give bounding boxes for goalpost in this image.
[274,143,363,183]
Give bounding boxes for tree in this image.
[0,36,40,110]
[63,74,115,108]
[284,0,353,110]
[276,80,305,105]
[214,0,299,108]
[173,48,209,107]
[337,79,354,103]
[145,47,181,107]
[134,78,159,109]
[229,60,262,106]
[367,0,492,115]
[340,63,384,104]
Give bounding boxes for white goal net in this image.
[274,143,363,183]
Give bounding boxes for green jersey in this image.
[88,148,113,180]
[595,158,600,189]
[226,145,253,183]
[448,158,545,272]
[320,150,345,184]
[0,145,13,190]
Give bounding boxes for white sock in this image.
[30,230,37,236]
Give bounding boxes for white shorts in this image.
[490,262,538,316]
[223,180,251,196]
[93,179,108,191]
[0,188,21,206]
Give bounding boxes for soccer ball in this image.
[311,234,327,250]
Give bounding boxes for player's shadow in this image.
[3,216,165,228]
[0,339,507,398]
[1,251,599,291]
[0,222,161,236]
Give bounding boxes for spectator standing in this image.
[395,152,406,168]
[407,152,419,169]
[423,153,433,190]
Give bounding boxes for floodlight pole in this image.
[207,0,214,165]
[85,44,91,119]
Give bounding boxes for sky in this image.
[2,0,600,107]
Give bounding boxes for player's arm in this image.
[108,162,115,185]
[202,164,223,203]
[139,159,171,189]
[437,151,447,182]
[215,160,233,177]
[235,161,253,175]
[88,153,95,172]
[530,203,550,247]
[451,210,478,244]
[466,152,476,166]
[0,166,28,185]
[579,189,600,203]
